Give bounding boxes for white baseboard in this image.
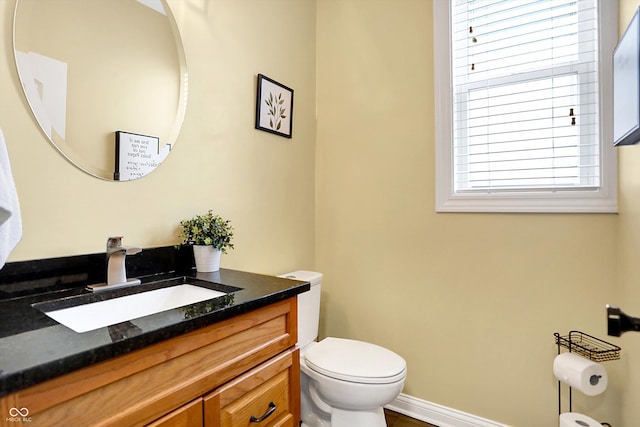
[385,393,511,427]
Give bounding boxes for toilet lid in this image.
[304,337,407,384]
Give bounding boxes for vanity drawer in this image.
[204,349,300,427]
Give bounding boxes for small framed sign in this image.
[114,131,169,181]
[255,74,294,138]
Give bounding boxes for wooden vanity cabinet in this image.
[147,398,203,427]
[0,297,300,427]
[147,349,300,427]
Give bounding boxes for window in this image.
[434,0,618,213]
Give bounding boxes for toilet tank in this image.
[279,270,322,348]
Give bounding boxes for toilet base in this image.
[332,407,387,427]
[301,406,387,427]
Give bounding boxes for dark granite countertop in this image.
[0,247,309,398]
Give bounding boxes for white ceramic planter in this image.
[192,245,222,272]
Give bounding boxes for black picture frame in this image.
[255,74,294,138]
[114,130,166,181]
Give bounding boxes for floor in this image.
[384,409,438,427]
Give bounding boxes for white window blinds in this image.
[451,0,600,193]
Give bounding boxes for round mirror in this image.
[13,0,188,181]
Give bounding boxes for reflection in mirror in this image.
[13,0,188,181]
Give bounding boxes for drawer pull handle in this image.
[250,401,276,423]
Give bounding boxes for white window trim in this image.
[434,0,618,213]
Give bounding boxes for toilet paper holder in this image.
[606,305,640,337]
[554,331,620,416]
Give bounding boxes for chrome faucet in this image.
[87,236,142,292]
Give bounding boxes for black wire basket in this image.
[554,330,621,362]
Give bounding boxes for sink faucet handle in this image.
[124,246,142,255]
[106,236,141,254]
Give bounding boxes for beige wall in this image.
[617,2,640,426]
[316,1,620,425]
[4,0,640,425]
[0,0,317,275]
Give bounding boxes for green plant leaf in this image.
[178,210,235,252]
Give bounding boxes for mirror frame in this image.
[12,0,188,181]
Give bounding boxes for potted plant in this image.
[179,210,234,272]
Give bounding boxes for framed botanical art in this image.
[255,74,294,138]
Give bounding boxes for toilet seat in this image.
[304,337,406,385]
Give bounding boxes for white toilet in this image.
[280,271,407,427]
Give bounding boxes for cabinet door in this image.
[147,398,203,427]
[204,349,300,427]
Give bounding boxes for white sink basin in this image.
[42,284,227,333]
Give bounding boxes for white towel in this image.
[0,128,22,268]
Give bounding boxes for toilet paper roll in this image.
[559,412,601,427]
[553,353,607,396]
